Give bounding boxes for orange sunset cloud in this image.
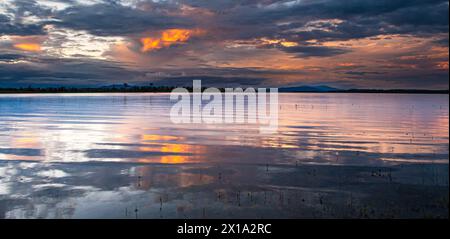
[13,43,42,52]
[140,28,204,52]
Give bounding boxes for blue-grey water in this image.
[0,93,448,218]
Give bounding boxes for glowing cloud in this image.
[260,38,299,47]
[436,61,449,70]
[13,43,41,52]
[140,29,204,52]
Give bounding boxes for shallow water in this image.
[0,93,448,218]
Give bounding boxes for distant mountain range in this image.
[278,85,448,94]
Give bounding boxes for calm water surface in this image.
[0,93,448,218]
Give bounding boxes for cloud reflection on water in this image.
[0,93,448,218]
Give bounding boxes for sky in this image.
[0,0,448,89]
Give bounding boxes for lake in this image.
[0,93,448,218]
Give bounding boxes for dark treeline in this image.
[0,86,177,93]
[0,86,448,94]
[0,85,229,93]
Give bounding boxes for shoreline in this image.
[0,90,448,95]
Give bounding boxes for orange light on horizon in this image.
[140,28,204,52]
[436,61,449,70]
[13,43,41,52]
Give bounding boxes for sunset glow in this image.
[140,29,203,52]
[260,38,299,47]
[13,43,41,52]
[0,0,448,89]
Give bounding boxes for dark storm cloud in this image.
[345,71,385,76]
[0,0,53,35]
[0,56,144,87]
[280,45,350,57]
[179,0,277,10]
[2,0,449,39]
[0,14,47,35]
[433,37,449,47]
[264,0,448,25]
[299,0,446,19]
[53,3,193,36]
[217,0,449,41]
[7,0,52,16]
[0,53,25,62]
[4,0,448,42]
